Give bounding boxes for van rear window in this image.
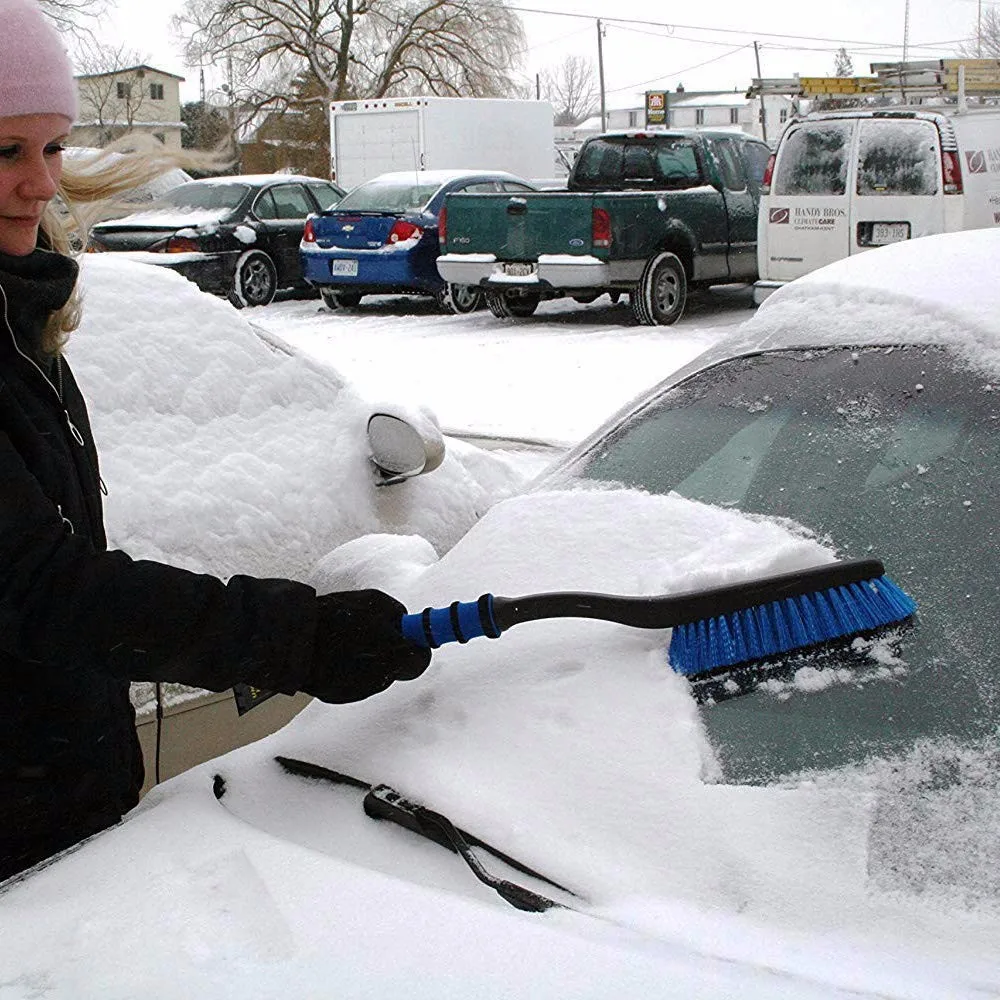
[773,122,853,196]
[857,121,939,196]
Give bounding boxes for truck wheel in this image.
[505,293,540,317]
[321,289,363,310]
[440,283,483,314]
[633,251,687,326]
[486,291,511,318]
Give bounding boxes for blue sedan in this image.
[300,170,536,313]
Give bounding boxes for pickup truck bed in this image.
[437,129,771,324]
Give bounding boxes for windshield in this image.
[558,346,1000,785]
[161,182,249,212]
[334,178,442,214]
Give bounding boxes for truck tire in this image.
[321,288,363,310]
[632,251,687,326]
[486,290,540,318]
[440,283,483,314]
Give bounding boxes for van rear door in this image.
[763,119,855,282]
[850,118,945,253]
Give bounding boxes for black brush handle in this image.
[399,558,884,648]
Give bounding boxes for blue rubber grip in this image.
[400,595,499,648]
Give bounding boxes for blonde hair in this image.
[39,135,231,354]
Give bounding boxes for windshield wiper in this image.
[272,755,580,912]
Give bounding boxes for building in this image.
[572,88,799,147]
[73,65,185,150]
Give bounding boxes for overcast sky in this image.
[98,0,986,108]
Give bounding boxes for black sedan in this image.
[88,174,345,307]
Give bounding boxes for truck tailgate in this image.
[444,192,597,260]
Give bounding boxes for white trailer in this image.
[329,96,555,191]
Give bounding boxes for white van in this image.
[755,107,1000,302]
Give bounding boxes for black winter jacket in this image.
[0,250,323,879]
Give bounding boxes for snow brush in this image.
[400,557,916,680]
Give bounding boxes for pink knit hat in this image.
[0,0,78,122]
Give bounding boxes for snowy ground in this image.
[253,286,755,450]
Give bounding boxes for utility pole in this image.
[536,73,541,101]
[597,18,607,131]
[902,0,910,64]
[979,0,983,58]
[754,41,768,143]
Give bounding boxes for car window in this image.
[651,138,702,186]
[265,184,314,219]
[253,191,279,220]
[558,345,1000,785]
[457,182,500,193]
[744,142,772,185]
[708,137,746,191]
[574,136,702,189]
[573,139,624,185]
[335,178,443,213]
[501,181,535,192]
[774,121,854,196]
[162,182,249,211]
[306,182,343,210]
[856,120,940,196]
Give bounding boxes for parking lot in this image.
[256,284,757,449]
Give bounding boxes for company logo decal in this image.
[966,150,988,174]
[769,207,790,224]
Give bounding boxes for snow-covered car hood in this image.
[3,488,996,998]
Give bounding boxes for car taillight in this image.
[387,220,422,244]
[164,235,201,253]
[438,204,447,244]
[302,218,317,243]
[942,149,963,195]
[761,153,776,195]
[592,207,611,249]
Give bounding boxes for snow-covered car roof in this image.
[735,228,1000,369]
[368,168,529,184]
[578,228,1000,455]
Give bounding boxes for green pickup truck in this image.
[436,129,771,324]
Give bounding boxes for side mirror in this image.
[367,412,445,486]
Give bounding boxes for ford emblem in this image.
[568,237,584,247]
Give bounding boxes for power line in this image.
[506,5,960,52]
[608,44,752,95]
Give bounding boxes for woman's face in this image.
[0,114,70,257]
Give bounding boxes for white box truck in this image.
[329,96,555,191]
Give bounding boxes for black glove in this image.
[302,589,431,704]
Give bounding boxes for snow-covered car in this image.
[299,169,536,314]
[3,232,1000,998]
[62,255,531,783]
[87,174,345,307]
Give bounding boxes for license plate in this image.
[502,262,536,277]
[870,223,910,245]
[331,259,358,276]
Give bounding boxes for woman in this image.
[0,0,431,881]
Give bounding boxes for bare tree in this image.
[173,0,526,129]
[38,0,107,39]
[960,6,1000,57]
[74,43,156,144]
[833,47,854,78]
[539,55,597,126]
